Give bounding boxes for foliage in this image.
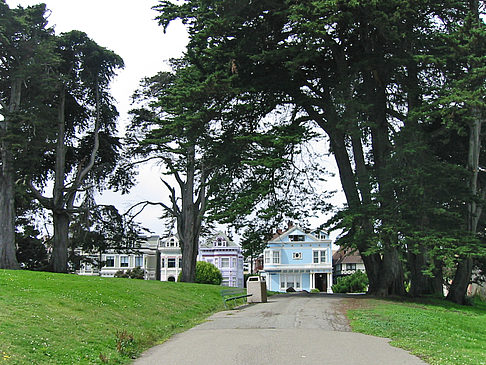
[348,297,486,365]
[114,267,145,280]
[0,269,224,364]
[15,227,48,271]
[115,330,136,358]
[154,0,486,302]
[332,271,369,294]
[178,261,222,285]
[310,288,320,293]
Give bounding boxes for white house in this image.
[159,235,183,282]
[76,235,159,278]
[198,232,245,288]
[261,226,333,293]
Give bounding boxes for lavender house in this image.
[198,232,244,288]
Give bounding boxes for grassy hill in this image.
[347,297,486,365]
[0,270,224,364]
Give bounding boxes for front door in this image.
[315,273,327,292]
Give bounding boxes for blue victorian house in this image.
[261,225,333,293]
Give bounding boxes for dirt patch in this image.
[337,296,375,326]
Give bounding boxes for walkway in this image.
[133,293,426,365]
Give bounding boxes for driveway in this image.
[133,293,426,365]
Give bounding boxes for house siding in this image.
[262,227,333,293]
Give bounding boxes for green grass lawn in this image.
[347,296,486,365]
[0,270,224,364]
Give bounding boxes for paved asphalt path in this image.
[133,293,426,365]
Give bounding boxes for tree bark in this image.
[51,211,70,273]
[0,79,22,269]
[49,89,69,272]
[447,111,483,304]
[178,145,205,282]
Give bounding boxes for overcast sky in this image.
[7,0,344,239]
[7,0,189,235]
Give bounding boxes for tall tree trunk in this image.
[50,89,68,273]
[0,79,22,269]
[179,145,203,282]
[447,111,483,304]
[327,126,383,293]
[51,211,70,273]
[408,248,443,297]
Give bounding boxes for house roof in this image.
[332,248,363,265]
[268,224,329,243]
[200,231,240,248]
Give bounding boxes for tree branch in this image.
[26,180,54,210]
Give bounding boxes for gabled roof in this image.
[200,231,240,248]
[268,225,328,243]
[332,248,363,264]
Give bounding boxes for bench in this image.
[221,288,252,309]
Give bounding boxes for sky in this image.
[7,0,189,235]
[7,0,344,239]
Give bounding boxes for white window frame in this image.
[264,250,281,264]
[272,250,280,264]
[105,256,115,267]
[221,258,230,268]
[280,274,301,290]
[135,256,143,268]
[292,252,302,260]
[214,236,227,247]
[120,256,129,268]
[313,250,327,264]
[167,258,176,268]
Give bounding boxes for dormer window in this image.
[166,237,178,247]
[289,234,305,242]
[214,236,227,247]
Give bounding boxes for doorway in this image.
[315,273,327,292]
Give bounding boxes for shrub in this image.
[178,261,223,285]
[332,270,368,293]
[114,267,145,280]
[310,288,320,293]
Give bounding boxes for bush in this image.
[178,261,223,285]
[310,288,320,293]
[114,267,145,279]
[332,271,368,293]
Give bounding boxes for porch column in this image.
[327,272,333,293]
[310,273,315,290]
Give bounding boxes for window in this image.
[265,250,280,264]
[272,251,280,264]
[120,256,129,267]
[221,258,230,268]
[178,257,182,268]
[168,258,176,268]
[214,236,227,247]
[222,276,229,286]
[289,234,305,242]
[335,264,342,271]
[105,256,114,267]
[346,263,356,270]
[232,258,236,268]
[167,237,178,247]
[280,274,301,290]
[292,252,302,260]
[313,250,326,264]
[135,256,143,268]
